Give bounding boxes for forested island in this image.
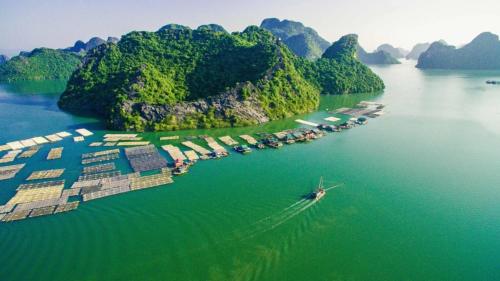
[58,24,384,131]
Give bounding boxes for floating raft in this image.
[26,169,65,181]
[56,131,72,138]
[181,141,211,156]
[45,134,63,142]
[184,150,199,161]
[324,116,340,122]
[89,142,103,147]
[239,135,258,145]
[0,150,22,163]
[218,136,239,146]
[82,163,116,174]
[75,128,93,137]
[74,136,85,142]
[17,180,65,191]
[32,137,49,144]
[82,149,120,159]
[78,171,121,181]
[82,154,119,165]
[103,134,137,139]
[1,210,30,222]
[161,145,186,161]
[125,145,168,172]
[7,141,24,150]
[104,142,117,146]
[0,164,25,181]
[6,185,63,205]
[130,169,172,190]
[54,202,79,214]
[47,147,63,160]
[273,131,288,140]
[204,137,226,153]
[117,141,150,146]
[295,119,319,127]
[29,206,56,217]
[20,139,37,147]
[160,136,179,141]
[0,145,11,152]
[19,146,40,158]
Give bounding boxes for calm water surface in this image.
[0,62,499,281]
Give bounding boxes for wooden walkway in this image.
[161,145,186,161]
[218,136,238,146]
[181,141,211,155]
[239,135,258,145]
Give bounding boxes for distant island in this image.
[356,45,400,65]
[376,44,408,59]
[58,24,384,131]
[260,18,331,60]
[0,54,8,64]
[406,43,431,60]
[0,36,118,82]
[417,32,500,69]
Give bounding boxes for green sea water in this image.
[1,62,500,281]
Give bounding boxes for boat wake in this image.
[240,184,343,240]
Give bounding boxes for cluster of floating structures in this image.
[0,101,385,222]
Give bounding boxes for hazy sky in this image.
[1,0,499,56]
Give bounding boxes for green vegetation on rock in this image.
[0,48,82,82]
[59,25,384,131]
[356,45,400,65]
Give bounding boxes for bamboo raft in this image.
[0,150,22,163]
[89,142,103,147]
[6,141,24,150]
[20,139,37,147]
[117,141,150,146]
[161,145,186,161]
[218,136,239,146]
[104,142,117,146]
[0,164,25,180]
[204,137,226,153]
[47,147,64,160]
[17,180,65,191]
[82,149,120,158]
[26,169,65,181]
[45,134,63,142]
[78,171,121,181]
[239,135,258,145]
[54,202,79,213]
[103,134,137,139]
[56,131,72,138]
[32,137,49,145]
[29,206,56,217]
[19,146,40,158]
[81,154,120,165]
[184,150,199,161]
[181,141,211,156]
[73,136,85,142]
[82,163,116,174]
[125,145,168,172]
[160,136,179,140]
[1,210,30,222]
[75,128,93,137]
[130,169,173,190]
[6,185,63,205]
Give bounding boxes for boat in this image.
[309,177,326,201]
[172,165,189,175]
[263,137,283,148]
[486,80,500,85]
[234,145,252,154]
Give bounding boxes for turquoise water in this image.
[1,62,500,281]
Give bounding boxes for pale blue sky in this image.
[1,0,499,56]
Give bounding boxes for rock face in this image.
[406,43,431,60]
[197,24,227,33]
[260,18,330,60]
[107,37,119,44]
[417,32,500,69]
[356,45,400,64]
[0,54,8,64]
[376,44,409,59]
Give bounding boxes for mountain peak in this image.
[322,34,358,60]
